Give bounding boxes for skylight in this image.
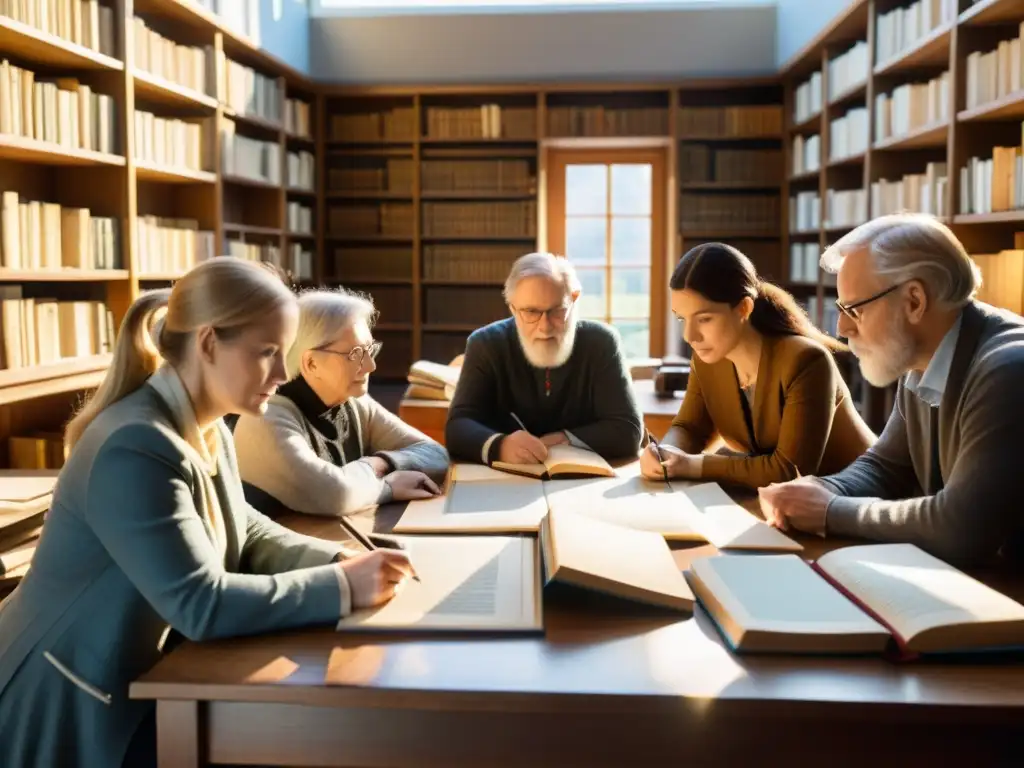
[315,0,772,16]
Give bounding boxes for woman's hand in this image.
[340,549,416,609]
[639,442,700,480]
[383,470,441,501]
[362,456,391,478]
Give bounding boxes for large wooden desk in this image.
[133,497,1024,767]
[399,378,681,444]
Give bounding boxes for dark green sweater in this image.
[445,317,644,463]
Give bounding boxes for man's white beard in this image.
[517,305,578,369]
[849,311,916,387]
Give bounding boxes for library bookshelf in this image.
[0,0,316,467]
[780,0,1024,430]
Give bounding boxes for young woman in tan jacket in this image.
[640,242,875,489]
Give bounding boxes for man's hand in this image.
[757,477,834,537]
[499,430,548,464]
[540,432,569,448]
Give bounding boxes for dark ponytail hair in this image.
[670,242,845,353]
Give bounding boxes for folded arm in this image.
[824,356,1024,564]
[360,395,449,480]
[700,350,838,488]
[86,424,344,642]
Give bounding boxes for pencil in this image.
[648,434,669,483]
[510,411,530,433]
[338,515,420,582]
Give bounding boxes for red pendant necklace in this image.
[545,368,551,397]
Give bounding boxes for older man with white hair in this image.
[445,252,643,465]
[759,213,1024,565]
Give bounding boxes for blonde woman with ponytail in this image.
[640,242,876,489]
[0,258,414,768]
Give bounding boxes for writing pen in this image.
[510,411,530,434]
[337,515,421,582]
[648,433,670,483]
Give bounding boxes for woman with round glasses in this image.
[640,242,875,489]
[233,288,448,519]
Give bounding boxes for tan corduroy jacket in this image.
[669,333,875,489]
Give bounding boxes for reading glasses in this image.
[835,282,903,322]
[509,301,574,325]
[315,340,383,367]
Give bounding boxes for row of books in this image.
[224,240,313,282]
[828,40,869,100]
[873,164,948,218]
[680,194,779,232]
[0,292,114,370]
[828,107,868,161]
[0,471,56,596]
[329,108,417,143]
[422,159,535,193]
[9,433,64,470]
[1,192,120,271]
[424,244,523,283]
[421,201,537,239]
[959,140,1024,215]
[964,24,1024,113]
[136,216,214,276]
[791,133,821,176]
[425,105,536,140]
[328,158,414,194]
[972,237,1024,316]
[546,106,668,138]
[331,247,411,281]
[222,58,281,125]
[875,0,956,69]
[286,202,312,235]
[825,188,868,231]
[424,286,506,325]
[134,111,207,172]
[285,98,312,139]
[679,105,782,137]
[131,16,210,96]
[793,71,823,125]
[328,204,413,238]
[789,191,820,234]
[1,0,115,57]
[875,71,950,143]
[287,150,315,191]
[789,241,821,285]
[0,62,116,155]
[221,122,281,184]
[679,147,783,185]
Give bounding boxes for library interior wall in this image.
[258,0,312,75]
[306,5,777,84]
[775,0,856,66]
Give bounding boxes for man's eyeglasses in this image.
[835,283,902,322]
[509,301,573,326]
[315,340,383,367]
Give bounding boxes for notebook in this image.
[491,444,616,480]
[688,543,1024,658]
[335,535,542,633]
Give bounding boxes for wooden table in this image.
[133,499,1024,767]
[399,378,682,445]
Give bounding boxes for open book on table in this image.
[687,543,1024,659]
[395,463,801,553]
[490,444,616,480]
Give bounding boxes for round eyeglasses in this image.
[314,340,383,368]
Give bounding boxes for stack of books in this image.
[407,358,462,401]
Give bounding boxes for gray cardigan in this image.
[0,374,348,768]
[820,300,1024,565]
[233,392,449,518]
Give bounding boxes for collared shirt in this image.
[904,313,962,408]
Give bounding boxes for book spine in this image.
[810,561,919,663]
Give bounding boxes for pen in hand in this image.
[510,411,530,434]
[338,516,421,582]
[648,434,669,483]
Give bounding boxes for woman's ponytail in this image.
[750,282,846,352]
[65,289,171,451]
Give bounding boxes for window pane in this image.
[566,217,606,265]
[613,320,650,358]
[576,268,606,319]
[611,217,651,265]
[611,164,652,215]
[611,268,650,317]
[566,165,607,216]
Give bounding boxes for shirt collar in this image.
[905,313,962,408]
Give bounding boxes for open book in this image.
[335,535,542,633]
[491,444,615,480]
[540,508,694,612]
[688,543,1024,658]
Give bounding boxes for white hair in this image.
[503,252,582,302]
[286,288,377,376]
[820,213,981,310]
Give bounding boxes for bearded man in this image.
[758,213,1024,565]
[445,252,643,465]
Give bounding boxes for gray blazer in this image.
[821,300,1024,564]
[0,382,347,768]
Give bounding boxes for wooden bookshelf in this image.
[0,1,318,465]
[779,0,1024,432]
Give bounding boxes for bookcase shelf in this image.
[0,14,123,71]
[873,23,952,76]
[0,136,125,167]
[960,0,1021,26]
[132,69,218,110]
[872,121,948,151]
[957,90,1024,123]
[135,161,217,184]
[0,269,130,282]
